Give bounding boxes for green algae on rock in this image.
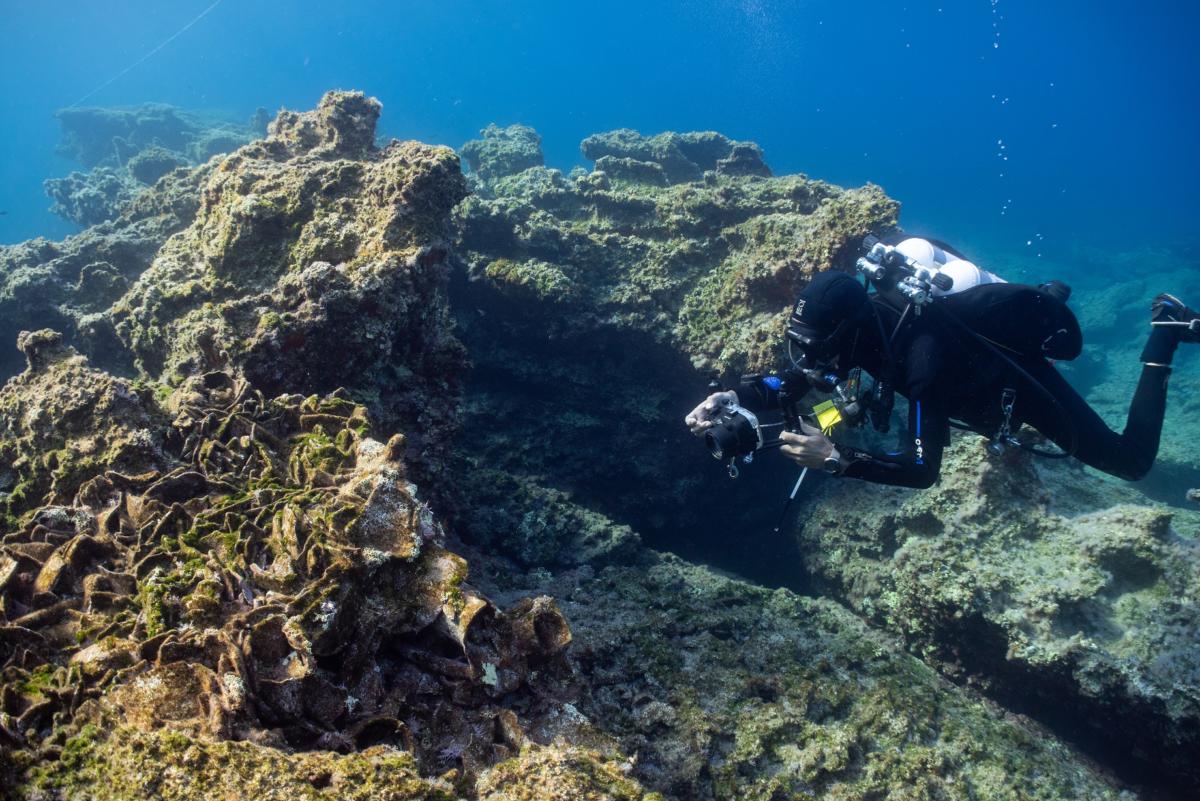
[1,355,576,795]
[0,162,213,381]
[4,91,473,483]
[476,744,665,801]
[17,725,457,801]
[43,103,259,229]
[479,550,1133,801]
[794,437,1200,792]
[462,124,545,188]
[43,167,145,229]
[0,330,166,529]
[107,90,469,479]
[455,125,899,376]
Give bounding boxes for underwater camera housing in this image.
[705,404,763,463]
[704,373,806,477]
[705,368,877,477]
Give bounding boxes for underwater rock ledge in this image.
[0,341,593,798]
[796,437,1200,795]
[44,103,261,228]
[0,92,1173,799]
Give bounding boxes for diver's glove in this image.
[1151,293,1200,343]
[685,391,739,435]
[1142,293,1199,366]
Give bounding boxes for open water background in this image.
[2,0,1198,268]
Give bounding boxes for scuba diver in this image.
[685,236,1199,489]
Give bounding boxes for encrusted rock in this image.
[461,123,544,187]
[19,726,458,800]
[453,469,640,568]
[16,328,69,372]
[579,129,768,184]
[44,167,142,227]
[265,90,382,158]
[107,90,468,479]
[54,103,255,169]
[476,744,662,801]
[127,145,189,185]
[456,125,896,376]
[1,369,581,794]
[796,437,1200,792]
[482,551,1133,800]
[1,333,165,526]
[1,163,213,380]
[43,103,257,228]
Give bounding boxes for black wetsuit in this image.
[825,298,1175,488]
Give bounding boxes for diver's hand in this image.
[685,391,738,435]
[779,420,837,468]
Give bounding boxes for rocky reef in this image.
[447,123,897,580]
[1,158,215,381]
[109,91,470,481]
[446,123,1199,797]
[481,548,1136,801]
[43,103,260,228]
[43,168,142,230]
[0,93,1188,799]
[5,91,468,481]
[456,123,897,376]
[795,438,1200,792]
[0,336,583,797]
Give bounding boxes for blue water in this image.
[2,0,1198,259]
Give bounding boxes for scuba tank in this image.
[883,237,1083,361]
[858,236,1081,459]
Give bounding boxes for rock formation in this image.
[43,168,143,229]
[0,338,582,796]
[108,92,470,483]
[1,163,214,380]
[43,103,259,227]
[0,95,1185,799]
[448,123,897,580]
[503,550,1135,801]
[456,123,897,376]
[795,437,1200,791]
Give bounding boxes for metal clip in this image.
[988,388,1018,455]
[727,462,740,479]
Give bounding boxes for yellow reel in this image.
[812,400,843,436]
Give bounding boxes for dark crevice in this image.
[445,262,1196,800]
[446,266,814,593]
[916,613,1196,801]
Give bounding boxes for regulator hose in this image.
[930,304,1079,460]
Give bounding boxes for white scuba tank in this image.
[894,237,1006,297]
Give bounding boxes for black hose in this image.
[931,305,1078,459]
